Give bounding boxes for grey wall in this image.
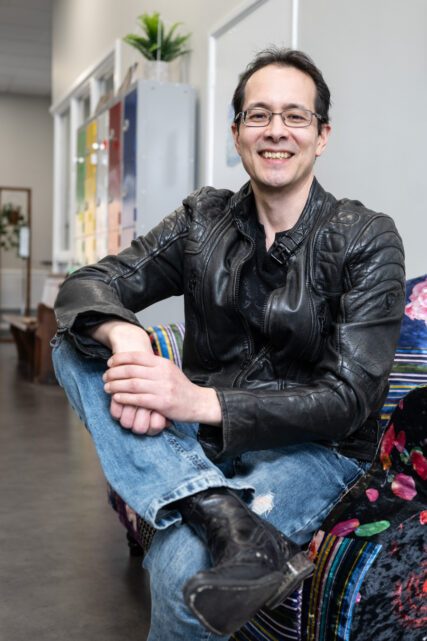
[0,94,53,309]
[51,0,426,280]
[52,0,246,188]
[299,0,427,278]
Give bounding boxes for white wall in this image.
[0,94,53,308]
[51,0,426,279]
[298,0,427,279]
[52,0,246,186]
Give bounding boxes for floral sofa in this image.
[107,274,427,641]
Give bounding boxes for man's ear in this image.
[231,122,242,157]
[315,123,331,158]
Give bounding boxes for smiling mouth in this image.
[260,151,293,159]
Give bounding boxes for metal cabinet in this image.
[95,110,109,261]
[134,80,195,238]
[83,120,97,265]
[121,88,137,235]
[75,128,86,242]
[73,79,195,273]
[108,100,122,256]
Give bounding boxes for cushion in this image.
[381,274,427,425]
[106,303,427,640]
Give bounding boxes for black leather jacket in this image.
[55,179,405,463]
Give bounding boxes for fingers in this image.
[104,374,173,413]
[107,351,157,368]
[110,397,170,435]
[131,407,152,434]
[106,364,170,435]
[110,397,124,419]
[113,392,160,414]
[107,392,158,411]
[119,404,138,429]
[145,411,171,436]
[104,378,156,396]
[103,352,199,424]
[103,363,159,383]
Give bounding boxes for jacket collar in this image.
[230,178,330,264]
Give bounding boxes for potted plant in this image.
[0,203,25,251]
[123,12,191,81]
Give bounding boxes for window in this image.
[58,108,71,252]
[51,48,116,272]
[82,94,91,122]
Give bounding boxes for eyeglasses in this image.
[235,107,323,128]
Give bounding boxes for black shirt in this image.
[239,203,289,352]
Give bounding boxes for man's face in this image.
[232,64,331,197]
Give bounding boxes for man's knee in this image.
[52,337,103,424]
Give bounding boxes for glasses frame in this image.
[234,107,324,128]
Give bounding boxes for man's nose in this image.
[264,113,288,138]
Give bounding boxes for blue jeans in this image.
[53,337,369,641]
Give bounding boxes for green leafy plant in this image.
[123,12,191,62]
[0,203,25,251]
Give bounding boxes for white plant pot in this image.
[146,60,170,82]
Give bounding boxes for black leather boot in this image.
[178,487,313,636]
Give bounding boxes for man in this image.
[53,48,405,640]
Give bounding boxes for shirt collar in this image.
[231,178,328,264]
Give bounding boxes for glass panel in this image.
[103,73,114,96]
[82,94,91,121]
[60,108,71,251]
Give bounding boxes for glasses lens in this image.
[244,108,270,126]
[282,108,312,127]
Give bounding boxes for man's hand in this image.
[88,320,169,435]
[103,350,222,427]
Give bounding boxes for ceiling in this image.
[0,0,52,96]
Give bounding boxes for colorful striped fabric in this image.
[231,534,382,641]
[106,313,426,641]
[147,323,185,367]
[146,322,427,428]
[381,348,427,425]
[147,322,427,428]
[300,535,381,641]
[232,591,301,640]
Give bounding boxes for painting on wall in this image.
[0,187,32,319]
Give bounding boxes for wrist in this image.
[90,319,151,353]
[195,387,222,425]
[109,322,151,354]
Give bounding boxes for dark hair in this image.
[232,47,331,134]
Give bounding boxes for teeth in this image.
[261,151,292,159]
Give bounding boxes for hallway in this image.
[0,341,150,640]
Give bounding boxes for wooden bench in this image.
[3,313,38,377]
[5,274,64,383]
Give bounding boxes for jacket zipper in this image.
[233,342,272,387]
[196,216,235,365]
[231,211,261,386]
[233,217,255,345]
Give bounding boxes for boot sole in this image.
[183,570,284,636]
[265,551,314,609]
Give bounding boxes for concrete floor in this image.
[0,341,151,640]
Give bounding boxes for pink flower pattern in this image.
[330,519,360,537]
[405,277,427,325]
[395,430,406,453]
[391,473,417,501]
[411,450,427,480]
[366,488,379,502]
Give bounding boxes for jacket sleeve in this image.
[201,213,406,461]
[54,204,190,359]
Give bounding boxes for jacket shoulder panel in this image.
[310,198,403,296]
[183,186,234,252]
